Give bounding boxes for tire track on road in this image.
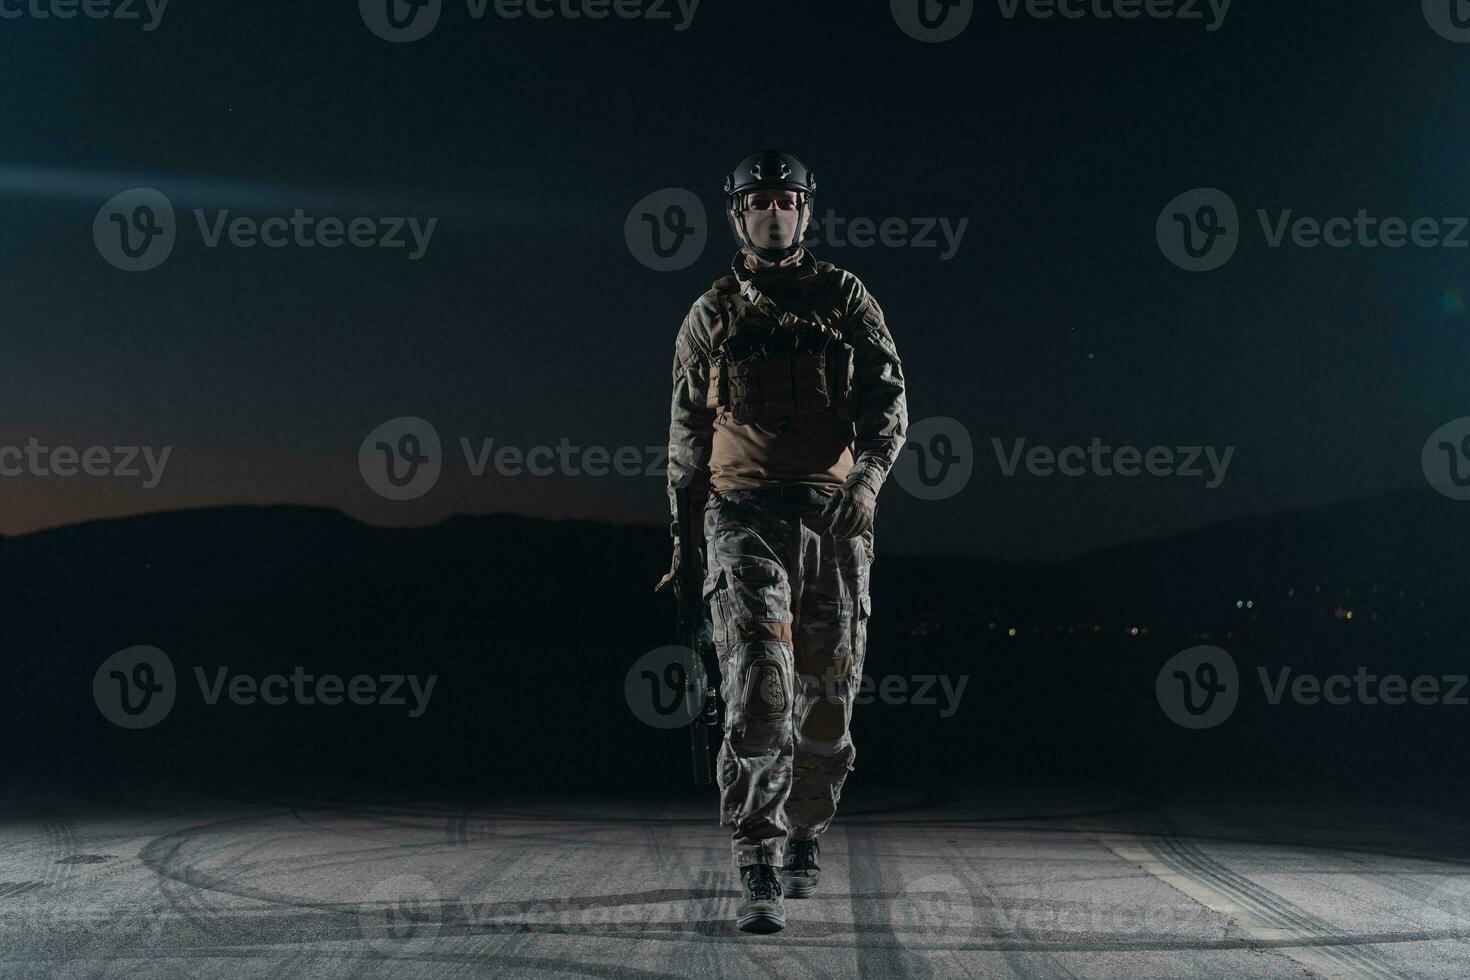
[1097,810,1403,979]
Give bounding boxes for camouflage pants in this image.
[702,485,873,868]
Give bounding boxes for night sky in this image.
[2,0,1466,560]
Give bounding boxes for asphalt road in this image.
[4,786,1470,978]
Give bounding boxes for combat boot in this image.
[782,837,820,898]
[736,863,786,933]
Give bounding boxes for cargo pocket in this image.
[704,567,731,655]
[851,592,872,685]
[726,557,791,625]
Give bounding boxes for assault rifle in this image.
[674,486,722,785]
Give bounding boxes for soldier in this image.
[656,150,908,933]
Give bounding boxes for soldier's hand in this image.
[819,480,877,539]
[654,540,680,597]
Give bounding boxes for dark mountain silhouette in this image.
[3,489,1465,798]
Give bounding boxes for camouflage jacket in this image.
[666,248,908,534]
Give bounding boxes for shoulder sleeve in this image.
[666,292,720,530]
[835,271,907,497]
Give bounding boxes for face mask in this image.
[739,207,802,251]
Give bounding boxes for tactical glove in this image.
[818,474,878,539]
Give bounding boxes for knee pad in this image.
[799,697,848,741]
[742,658,789,721]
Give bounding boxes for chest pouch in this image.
[707,309,855,423]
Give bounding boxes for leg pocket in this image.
[851,592,872,686]
[706,568,732,655]
[725,557,792,627]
